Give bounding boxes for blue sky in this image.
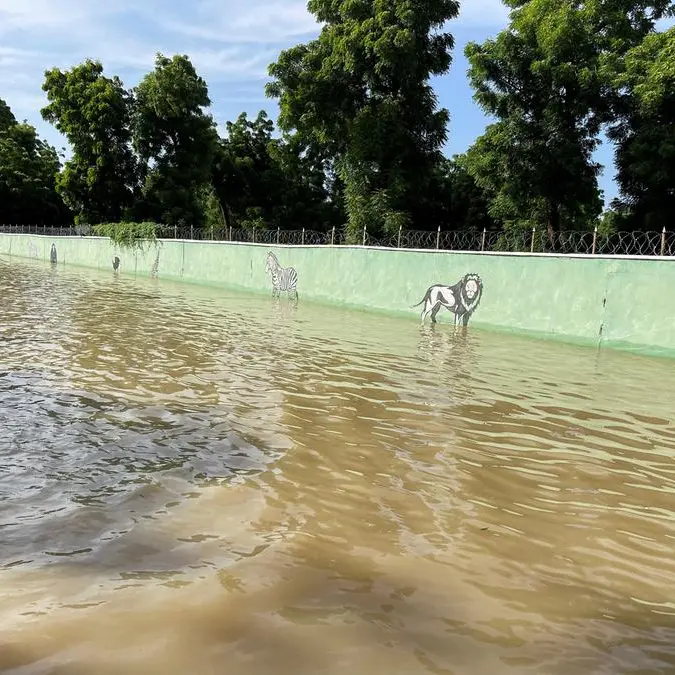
[0,0,657,208]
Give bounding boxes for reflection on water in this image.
[1,254,675,674]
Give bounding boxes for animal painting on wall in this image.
[413,273,484,326]
[265,251,298,300]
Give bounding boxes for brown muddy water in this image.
[1,254,675,675]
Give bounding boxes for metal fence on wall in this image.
[1,223,673,257]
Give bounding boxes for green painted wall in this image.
[2,233,674,357]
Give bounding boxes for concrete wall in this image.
[2,233,675,358]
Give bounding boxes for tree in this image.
[212,110,279,229]
[0,98,71,224]
[132,53,218,227]
[464,0,673,240]
[41,60,138,224]
[211,110,343,231]
[406,155,498,233]
[606,26,675,229]
[269,133,345,231]
[0,98,16,132]
[465,0,608,240]
[464,119,603,238]
[266,0,460,240]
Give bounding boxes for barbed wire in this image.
[0,223,673,257]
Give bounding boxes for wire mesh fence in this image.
[0,223,673,257]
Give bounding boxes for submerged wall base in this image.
[2,233,675,359]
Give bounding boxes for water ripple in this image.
[1,255,675,674]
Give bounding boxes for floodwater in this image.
[1,255,675,675]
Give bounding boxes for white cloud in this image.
[159,0,320,44]
[160,0,509,45]
[0,1,282,118]
[0,0,509,155]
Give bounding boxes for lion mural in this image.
[413,273,484,326]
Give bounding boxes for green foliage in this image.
[132,53,218,227]
[606,26,675,229]
[0,98,71,224]
[199,183,227,237]
[92,221,159,251]
[212,110,343,232]
[410,155,500,233]
[463,0,674,236]
[0,98,17,132]
[266,0,459,238]
[41,60,138,224]
[464,1,607,237]
[3,0,673,239]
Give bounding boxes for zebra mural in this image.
[265,251,298,299]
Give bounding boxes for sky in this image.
[0,0,645,208]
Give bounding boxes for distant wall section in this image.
[2,233,674,357]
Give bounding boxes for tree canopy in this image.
[41,59,138,224]
[0,1,673,235]
[0,97,71,224]
[607,25,675,229]
[266,0,461,240]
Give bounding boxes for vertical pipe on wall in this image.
[592,226,598,255]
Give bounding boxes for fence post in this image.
[190,224,194,240]
[302,227,305,245]
[397,225,402,248]
[277,227,280,244]
[174,224,177,239]
[362,225,366,246]
[331,225,335,246]
[481,227,486,251]
[661,226,667,256]
[530,227,536,253]
[252,228,256,243]
[229,226,232,241]
[592,226,598,255]
[436,225,441,249]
